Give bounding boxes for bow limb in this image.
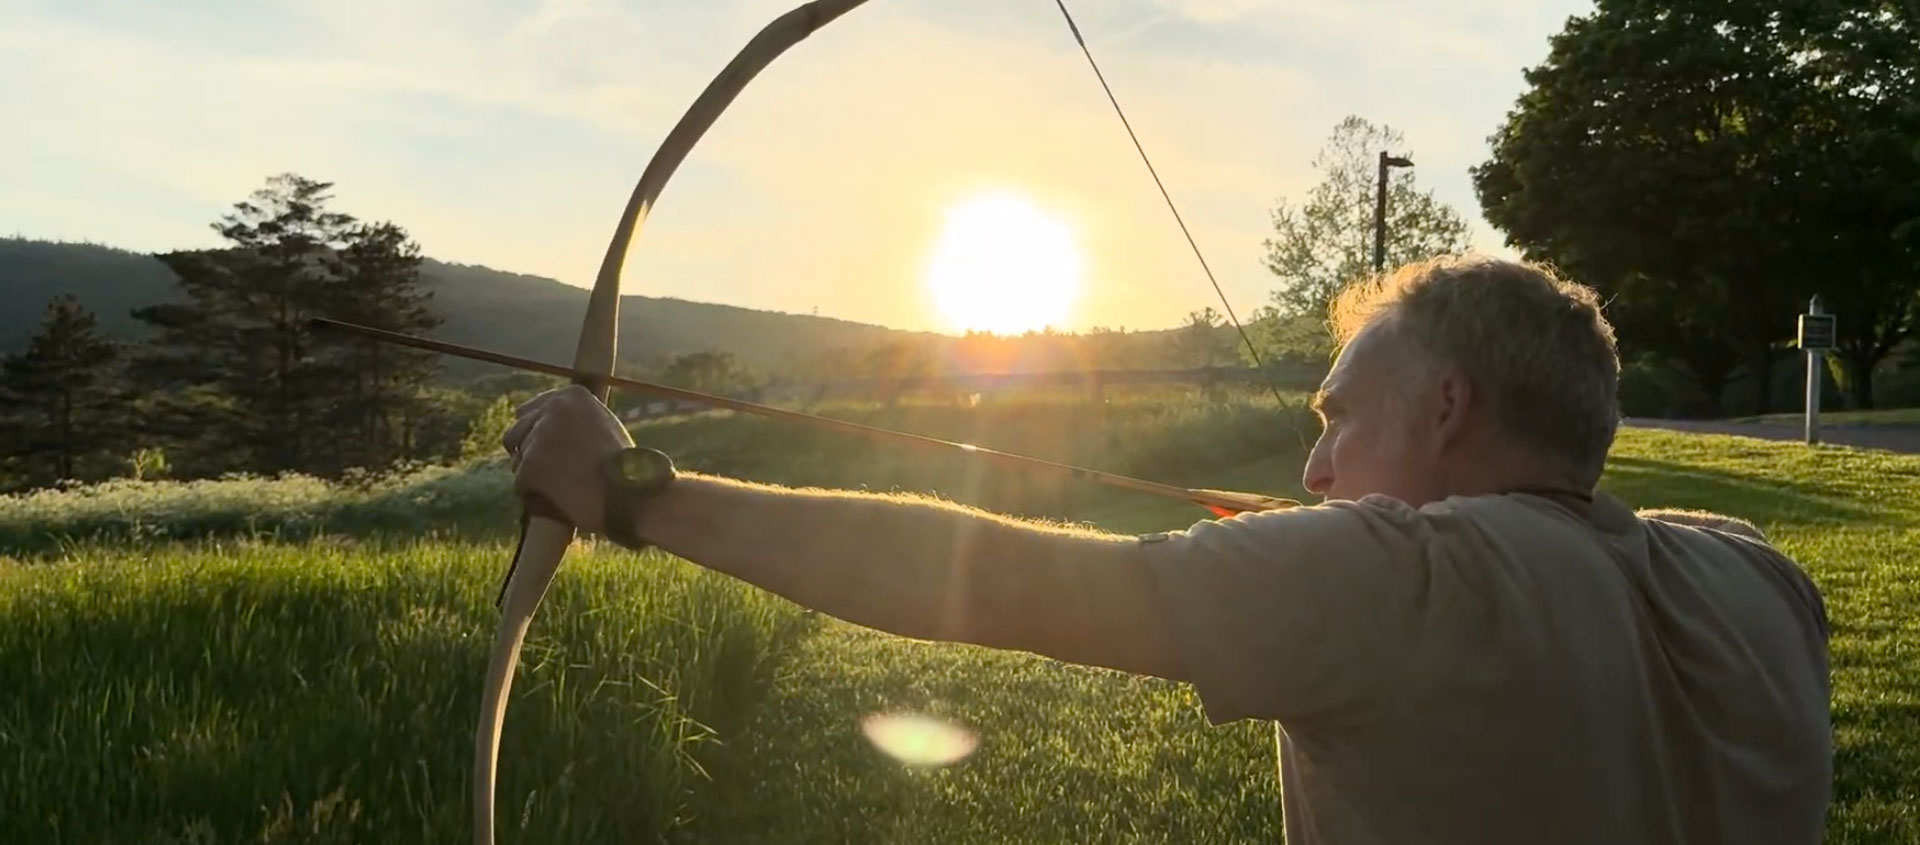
[473,1,874,842]
[473,509,572,845]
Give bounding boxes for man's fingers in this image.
[502,411,540,458]
[504,388,571,457]
[601,408,637,449]
[515,387,578,419]
[500,384,623,534]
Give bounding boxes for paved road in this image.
[1625,417,1920,454]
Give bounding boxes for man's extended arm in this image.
[630,473,1190,681]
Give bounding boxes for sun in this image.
[925,192,1082,334]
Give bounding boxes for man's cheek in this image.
[1336,431,1407,493]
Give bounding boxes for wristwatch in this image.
[600,446,677,550]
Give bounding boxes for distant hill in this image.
[0,238,928,376]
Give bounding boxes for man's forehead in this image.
[1320,321,1396,392]
[1312,357,1357,411]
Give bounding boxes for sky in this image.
[1,0,1594,334]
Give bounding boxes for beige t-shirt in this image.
[1141,491,1831,844]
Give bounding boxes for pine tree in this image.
[313,220,441,471]
[0,295,123,487]
[131,174,443,477]
[135,173,356,475]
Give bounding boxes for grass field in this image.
[1740,407,1920,426]
[1,399,1915,842]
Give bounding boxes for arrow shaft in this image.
[311,317,1295,515]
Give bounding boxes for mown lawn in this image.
[1,424,1913,842]
[1741,407,1920,426]
[681,428,1920,843]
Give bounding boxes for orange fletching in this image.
[1190,489,1302,517]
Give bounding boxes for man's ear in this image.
[1431,367,1475,449]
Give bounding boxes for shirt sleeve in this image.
[1140,494,1436,726]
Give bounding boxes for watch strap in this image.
[602,447,675,550]
[603,486,652,550]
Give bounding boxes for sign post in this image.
[1798,296,1836,445]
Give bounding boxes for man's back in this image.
[1144,491,1832,844]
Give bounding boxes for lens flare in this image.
[859,711,978,767]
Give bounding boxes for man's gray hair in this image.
[1330,254,1622,487]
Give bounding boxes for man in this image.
[504,255,1832,843]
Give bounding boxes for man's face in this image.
[1300,321,1447,505]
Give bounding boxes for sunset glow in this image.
[925,193,1082,335]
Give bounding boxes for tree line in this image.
[1473,0,1917,413]
[1248,2,1916,416]
[0,171,1275,492]
[5,2,1913,486]
[0,174,455,490]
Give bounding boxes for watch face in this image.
[614,448,675,489]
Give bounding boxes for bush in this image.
[1618,356,1715,418]
[0,461,519,556]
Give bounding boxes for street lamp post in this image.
[1374,151,1414,273]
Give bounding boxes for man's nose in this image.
[1301,439,1333,497]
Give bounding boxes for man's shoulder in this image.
[1135,494,1434,565]
[1636,507,1769,541]
[1641,513,1829,639]
[1150,492,1573,552]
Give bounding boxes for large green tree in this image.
[134,174,354,474]
[314,221,443,470]
[0,295,124,488]
[1264,116,1471,321]
[1775,1,1920,408]
[133,174,442,476]
[1473,0,1919,411]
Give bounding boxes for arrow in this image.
[310,317,1298,517]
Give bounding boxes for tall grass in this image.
[0,464,520,557]
[0,541,812,843]
[0,389,1315,556]
[634,389,1315,520]
[15,398,1907,841]
[0,389,1317,843]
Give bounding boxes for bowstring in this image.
[1048,4,1301,830]
[1049,0,1313,454]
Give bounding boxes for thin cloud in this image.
[1,0,1581,332]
